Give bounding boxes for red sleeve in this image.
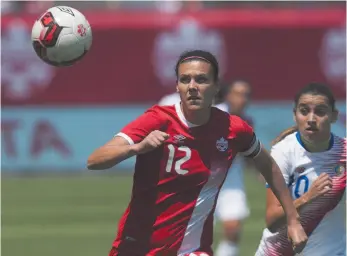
[231,116,261,158]
[115,106,165,145]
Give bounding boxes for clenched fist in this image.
[133,130,169,154]
[305,173,332,202]
[287,219,308,254]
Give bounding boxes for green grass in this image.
[1,171,266,256]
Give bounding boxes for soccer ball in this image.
[31,6,92,67]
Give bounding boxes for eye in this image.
[195,75,208,84]
[299,107,309,116]
[179,76,191,84]
[315,108,328,117]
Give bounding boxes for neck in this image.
[228,105,243,116]
[300,134,332,152]
[229,110,242,116]
[181,103,211,126]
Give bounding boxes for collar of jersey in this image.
[175,103,200,128]
[295,132,334,152]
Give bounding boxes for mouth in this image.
[305,127,318,132]
[187,96,201,101]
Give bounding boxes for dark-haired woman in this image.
[88,50,307,256]
[256,83,346,256]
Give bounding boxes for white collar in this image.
[174,103,200,128]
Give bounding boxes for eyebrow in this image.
[180,73,208,76]
[298,103,329,109]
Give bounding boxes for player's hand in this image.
[134,130,169,154]
[305,173,332,201]
[287,220,308,254]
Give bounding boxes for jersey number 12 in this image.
[165,144,191,175]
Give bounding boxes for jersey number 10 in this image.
[294,175,309,199]
[165,144,192,175]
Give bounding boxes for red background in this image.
[2,8,345,105]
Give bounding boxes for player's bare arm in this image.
[252,147,308,252]
[266,172,332,232]
[87,130,169,170]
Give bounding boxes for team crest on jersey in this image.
[295,166,306,174]
[334,164,346,176]
[216,137,228,152]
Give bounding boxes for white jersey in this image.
[256,132,346,256]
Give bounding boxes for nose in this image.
[307,112,316,122]
[307,113,317,127]
[188,80,198,92]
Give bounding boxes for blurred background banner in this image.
[2,102,345,171]
[1,8,345,105]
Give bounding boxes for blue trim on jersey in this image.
[295,132,334,151]
[329,133,334,149]
[295,132,305,148]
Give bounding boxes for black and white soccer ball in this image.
[31,6,92,67]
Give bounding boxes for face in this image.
[176,60,218,111]
[226,82,251,114]
[294,93,338,142]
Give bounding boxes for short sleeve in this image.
[269,142,292,185]
[234,117,261,158]
[115,106,164,145]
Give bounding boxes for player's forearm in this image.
[254,150,300,224]
[87,144,138,170]
[266,194,309,232]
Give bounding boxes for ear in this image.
[176,85,179,93]
[215,85,220,96]
[331,110,339,123]
[215,80,220,94]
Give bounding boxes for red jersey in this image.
[112,103,261,256]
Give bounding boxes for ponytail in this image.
[272,126,298,146]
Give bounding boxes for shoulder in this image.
[228,114,253,134]
[332,134,346,146]
[331,134,346,155]
[146,104,175,115]
[148,104,189,126]
[271,132,298,157]
[140,105,177,124]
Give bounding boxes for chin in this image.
[187,104,204,111]
[303,131,322,141]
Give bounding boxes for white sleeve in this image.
[266,142,292,188]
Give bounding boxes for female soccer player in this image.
[255,83,346,256]
[87,50,307,256]
[159,80,254,256]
